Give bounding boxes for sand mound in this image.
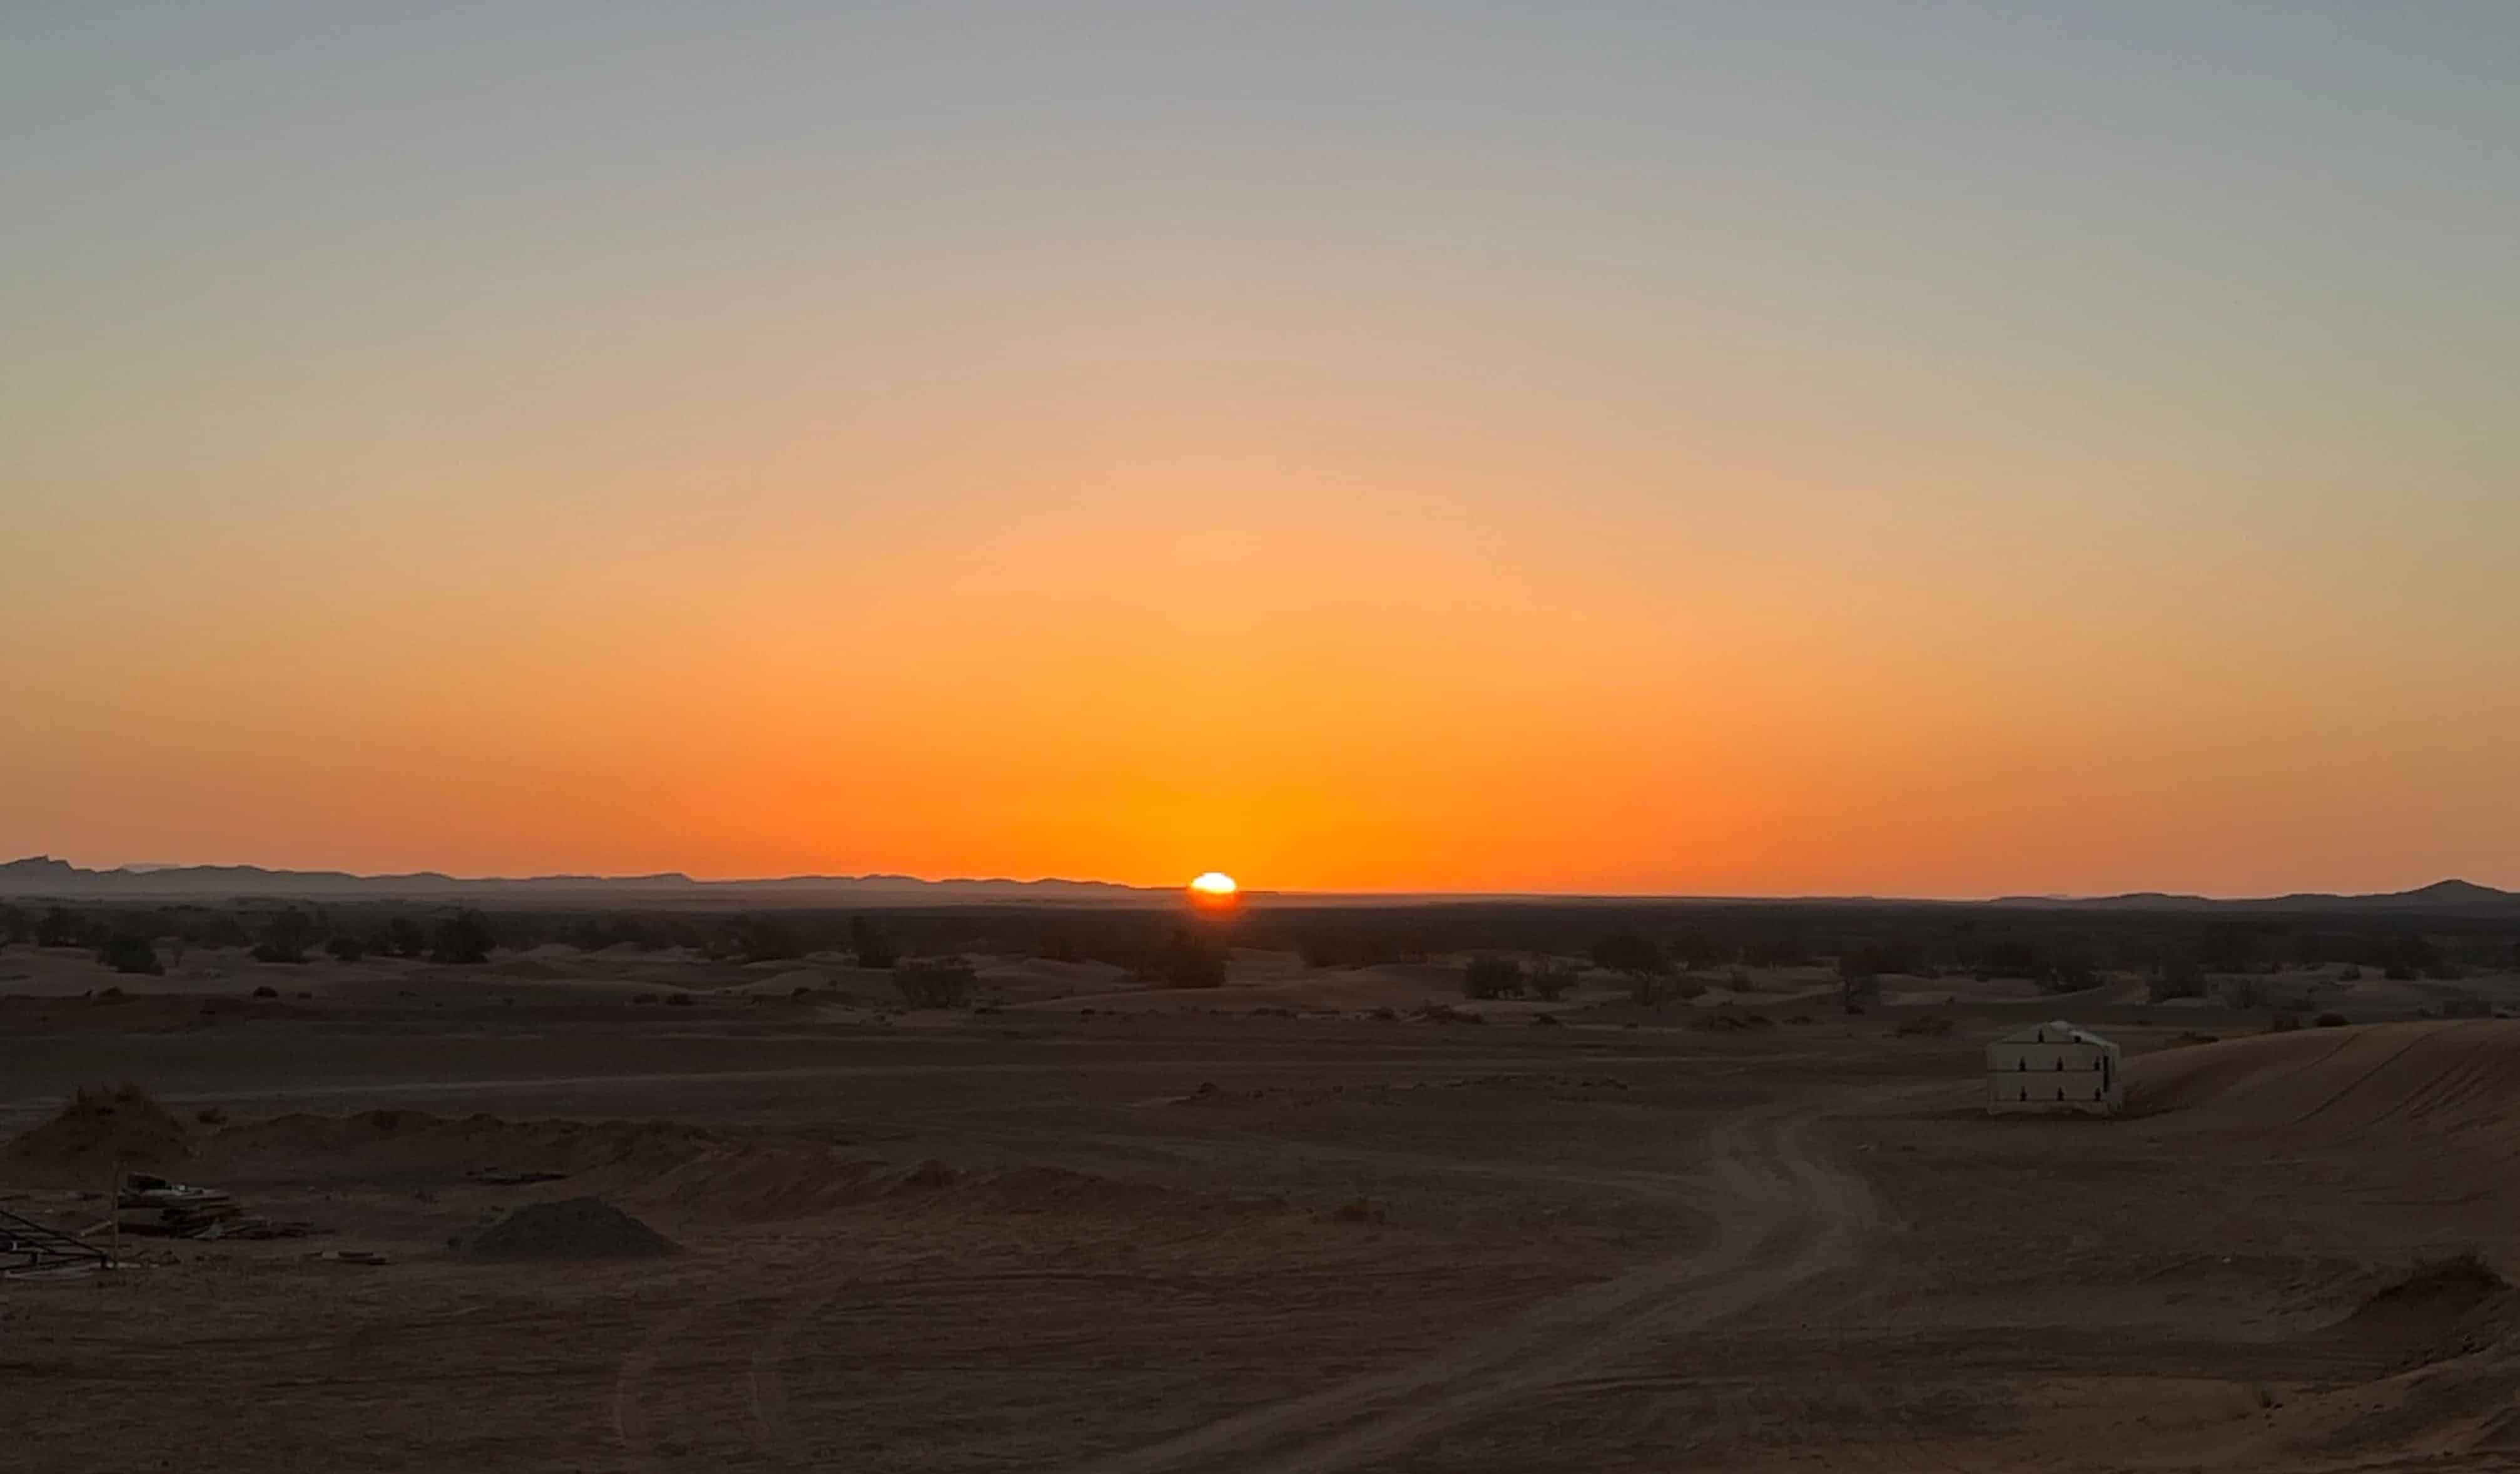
[2128,1022,2520,1149]
[2315,1255,2520,1389]
[464,1197,679,1259]
[4,1084,190,1179]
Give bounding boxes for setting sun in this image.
[1188,872,1239,898]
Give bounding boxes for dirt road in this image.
[1064,1104,1875,1474]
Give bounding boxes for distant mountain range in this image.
[0,856,1156,903]
[0,855,2511,912]
[1988,878,2519,913]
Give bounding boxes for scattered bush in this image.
[849,916,899,970]
[2148,957,2207,1003]
[250,985,279,999]
[894,958,978,1009]
[325,935,367,962]
[1149,929,1228,989]
[2268,1012,2302,1032]
[1893,1014,1954,1037]
[96,933,163,975]
[1590,930,1665,977]
[428,910,494,965]
[250,907,317,964]
[1461,955,1525,1000]
[664,991,694,1007]
[2314,1012,2350,1028]
[35,905,86,948]
[2219,975,2271,1010]
[385,917,428,958]
[1527,960,1582,1001]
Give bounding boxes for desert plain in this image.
[5,928,2519,1472]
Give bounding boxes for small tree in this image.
[98,932,163,975]
[385,917,428,958]
[2220,975,2271,1010]
[1527,959,1582,1001]
[1836,951,1882,1014]
[1151,928,1228,989]
[429,910,494,965]
[894,958,977,1009]
[850,915,898,970]
[36,905,84,948]
[734,914,798,963]
[1591,930,1665,978]
[2148,955,2207,1003]
[251,907,317,964]
[325,935,367,962]
[1461,955,1524,1000]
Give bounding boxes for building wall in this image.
[1985,1037,2123,1114]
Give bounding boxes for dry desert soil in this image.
[4,943,2519,1471]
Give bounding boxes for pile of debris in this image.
[462,1197,678,1260]
[2,1205,111,1279]
[113,1174,321,1242]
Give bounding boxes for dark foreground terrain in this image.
[4,930,2519,1471]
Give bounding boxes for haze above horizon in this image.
[6,3,2516,896]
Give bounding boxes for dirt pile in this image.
[3,1084,190,1179]
[464,1197,679,1259]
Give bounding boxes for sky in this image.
[4,2,2516,897]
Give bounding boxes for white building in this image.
[1986,1020,2122,1116]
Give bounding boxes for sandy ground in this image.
[5,943,2520,1471]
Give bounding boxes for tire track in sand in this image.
[1062,1104,1872,1474]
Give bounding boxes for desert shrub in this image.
[385,917,428,958]
[1836,952,1884,1014]
[733,914,798,963]
[2268,1012,2302,1032]
[1149,929,1228,989]
[249,907,317,964]
[2439,994,2492,1020]
[96,932,163,975]
[1298,937,1342,969]
[2148,957,2206,1004]
[2220,975,2271,1010]
[2043,951,2097,994]
[1461,955,1524,1000]
[849,916,898,970]
[429,910,494,965]
[250,984,278,998]
[664,991,694,1007]
[0,903,25,947]
[1728,967,1754,992]
[35,905,86,948]
[1976,939,2041,980]
[894,958,978,1009]
[325,935,367,962]
[1527,960,1582,1001]
[2314,1012,2349,1028]
[1590,930,1665,977]
[1894,1014,1954,1037]
[2335,963,2362,982]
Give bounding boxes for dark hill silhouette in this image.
[0,856,1154,903]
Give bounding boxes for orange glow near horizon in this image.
[7,9,2519,900]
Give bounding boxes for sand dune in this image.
[2130,1020,2520,1147]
